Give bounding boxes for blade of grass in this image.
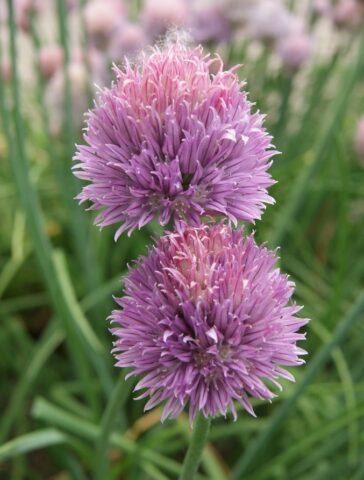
[310,319,358,465]
[280,51,341,169]
[49,449,88,480]
[94,373,134,480]
[291,431,349,478]
[32,397,206,479]
[273,73,293,143]
[232,290,364,479]
[254,402,364,479]
[0,211,30,298]
[0,322,63,442]
[52,250,105,354]
[0,265,122,442]
[50,385,93,420]
[143,463,170,480]
[77,0,94,103]
[0,292,49,316]
[0,429,67,461]
[81,274,121,313]
[352,461,364,480]
[52,249,113,395]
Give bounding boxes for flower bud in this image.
[332,0,364,28]
[84,0,124,49]
[39,45,63,80]
[276,33,312,70]
[110,22,147,60]
[141,0,188,39]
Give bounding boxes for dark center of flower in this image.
[219,344,231,360]
[181,173,193,191]
[193,350,211,368]
[149,193,162,210]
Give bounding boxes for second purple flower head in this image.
[111,222,307,422]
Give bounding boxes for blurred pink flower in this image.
[88,46,109,86]
[141,0,188,39]
[46,61,89,135]
[313,0,332,16]
[39,45,63,80]
[190,0,232,44]
[245,0,303,43]
[109,22,147,60]
[84,0,124,49]
[276,33,312,70]
[332,0,364,28]
[15,0,42,32]
[354,116,364,164]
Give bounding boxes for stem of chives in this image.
[56,0,75,149]
[78,0,94,103]
[273,73,293,143]
[179,414,211,480]
[28,12,51,140]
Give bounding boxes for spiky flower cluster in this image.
[111,223,307,421]
[72,39,308,423]
[73,42,276,238]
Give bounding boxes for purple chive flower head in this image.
[73,41,277,239]
[111,223,308,422]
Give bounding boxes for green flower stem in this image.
[180,414,211,480]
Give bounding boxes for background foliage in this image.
[1,0,364,478]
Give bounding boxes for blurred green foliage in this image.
[1,0,364,478]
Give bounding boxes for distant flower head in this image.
[109,22,147,60]
[245,0,303,43]
[111,223,308,422]
[141,0,189,39]
[190,0,232,44]
[88,46,110,87]
[276,33,312,70]
[15,0,42,32]
[46,61,89,135]
[354,116,364,165]
[39,45,63,80]
[84,0,124,49]
[73,41,276,238]
[313,0,332,16]
[332,0,364,27]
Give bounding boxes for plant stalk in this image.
[180,413,211,480]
